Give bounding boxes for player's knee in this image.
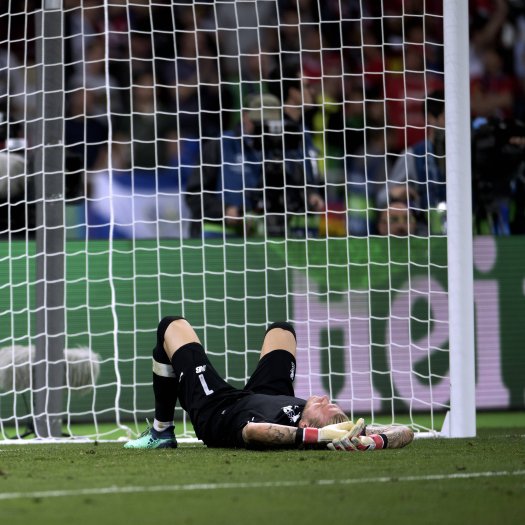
[261,322,297,358]
[157,316,186,348]
[265,322,296,341]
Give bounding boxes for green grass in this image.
[0,413,524,525]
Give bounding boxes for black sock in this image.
[152,344,178,423]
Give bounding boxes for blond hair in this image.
[306,412,349,428]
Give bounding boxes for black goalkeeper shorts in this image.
[170,342,297,445]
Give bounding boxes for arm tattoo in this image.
[265,424,297,445]
[366,424,414,449]
[242,422,297,447]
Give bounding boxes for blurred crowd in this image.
[1,0,525,238]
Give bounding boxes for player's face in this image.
[300,395,346,427]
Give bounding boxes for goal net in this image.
[0,0,474,442]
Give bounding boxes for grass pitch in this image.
[0,413,523,525]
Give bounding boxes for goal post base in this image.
[423,410,477,439]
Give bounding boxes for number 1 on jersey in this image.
[198,373,214,396]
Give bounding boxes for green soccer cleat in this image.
[123,425,178,449]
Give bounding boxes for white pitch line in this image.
[0,470,524,502]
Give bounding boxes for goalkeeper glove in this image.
[295,420,356,446]
[327,418,366,451]
[328,419,388,452]
[349,434,387,451]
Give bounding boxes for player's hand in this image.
[327,418,366,451]
[316,420,356,441]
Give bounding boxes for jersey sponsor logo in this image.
[290,362,296,381]
[195,365,207,374]
[282,404,301,424]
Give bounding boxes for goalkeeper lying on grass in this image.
[124,317,414,451]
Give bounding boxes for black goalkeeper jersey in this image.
[170,339,305,449]
[206,393,307,448]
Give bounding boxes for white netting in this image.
[0,0,463,442]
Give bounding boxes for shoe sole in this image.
[124,440,178,450]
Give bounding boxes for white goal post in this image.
[443,0,476,438]
[0,0,475,443]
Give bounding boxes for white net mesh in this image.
[0,0,456,442]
